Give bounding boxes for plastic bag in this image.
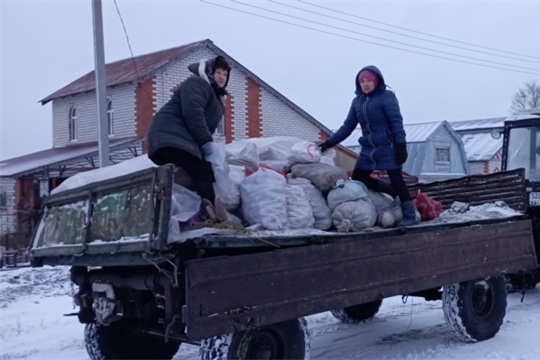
[319,148,336,166]
[414,192,442,220]
[286,185,315,229]
[288,141,321,164]
[332,199,377,232]
[205,142,241,211]
[240,168,288,230]
[289,178,332,230]
[168,184,202,239]
[327,180,369,211]
[289,163,349,193]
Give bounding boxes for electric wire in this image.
[298,0,540,61]
[200,0,540,76]
[270,0,540,65]
[230,0,540,73]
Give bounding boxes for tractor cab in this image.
[500,116,540,208]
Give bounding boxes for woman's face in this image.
[359,77,375,94]
[214,68,228,88]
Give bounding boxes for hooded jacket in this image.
[327,65,407,170]
[147,57,229,160]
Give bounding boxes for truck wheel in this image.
[442,276,507,342]
[85,320,180,360]
[330,300,383,323]
[199,318,310,360]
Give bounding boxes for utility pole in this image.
[92,0,109,167]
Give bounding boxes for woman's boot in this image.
[396,200,419,228]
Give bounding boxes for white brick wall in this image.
[260,88,320,141]
[469,159,501,175]
[51,45,325,148]
[0,177,17,235]
[52,83,136,147]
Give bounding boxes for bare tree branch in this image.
[510,80,540,114]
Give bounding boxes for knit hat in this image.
[359,70,380,87]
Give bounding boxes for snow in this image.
[4,266,540,359]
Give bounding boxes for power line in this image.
[230,0,540,73]
[270,0,540,65]
[112,0,153,100]
[199,0,540,76]
[298,0,540,61]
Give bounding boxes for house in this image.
[0,39,356,236]
[341,121,469,182]
[448,117,506,175]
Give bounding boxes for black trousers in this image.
[149,147,216,203]
[352,168,412,202]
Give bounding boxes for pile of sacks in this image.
[171,136,429,234]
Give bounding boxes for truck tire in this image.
[199,318,310,360]
[85,320,180,360]
[442,276,507,342]
[330,300,383,323]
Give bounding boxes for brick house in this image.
[0,39,356,236]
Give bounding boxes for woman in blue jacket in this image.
[319,65,418,227]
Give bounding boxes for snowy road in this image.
[2,266,540,359]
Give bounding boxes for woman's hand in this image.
[395,143,408,164]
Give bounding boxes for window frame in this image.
[0,191,7,209]
[69,106,78,141]
[435,147,451,164]
[107,98,114,136]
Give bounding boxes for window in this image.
[107,99,114,136]
[0,191,7,209]
[69,107,77,141]
[435,148,451,163]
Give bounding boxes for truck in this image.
[28,121,540,360]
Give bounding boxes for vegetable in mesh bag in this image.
[327,179,369,211]
[286,185,315,229]
[289,178,332,230]
[240,168,288,230]
[289,163,349,193]
[332,199,377,232]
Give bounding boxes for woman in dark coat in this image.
[319,65,418,227]
[147,55,231,222]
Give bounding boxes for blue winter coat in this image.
[328,66,407,171]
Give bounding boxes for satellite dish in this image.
[491,129,502,140]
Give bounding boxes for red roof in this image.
[40,40,209,105]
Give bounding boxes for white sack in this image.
[288,141,321,164]
[367,189,395,214]
[240,168,288,230]
[289,163,349,193]
[205,142,241,211]
[319,149,336,166]
[226,141,259,172]
[225,136,305,162]
[229,165,246,185]
[332,199,377,232]
[289,178,333,230]
[327,180,369,211]
[286,185,315,229]
[260,160,289,173]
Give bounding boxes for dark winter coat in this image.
[328,66,407,171]
[147,59,228,160]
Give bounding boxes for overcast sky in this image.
[2,0,540,160]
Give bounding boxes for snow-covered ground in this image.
[2,266,540,360]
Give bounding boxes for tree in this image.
[510,80,540,114]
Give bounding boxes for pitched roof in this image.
[460,132,503,161]
[0,137,142,177]
[449,117,507,132]
[40,40,208,104]
[39,39,333,135]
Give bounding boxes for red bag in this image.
[413,192,442,221]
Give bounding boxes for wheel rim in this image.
[245,329,285,360]
[471,280,494,317]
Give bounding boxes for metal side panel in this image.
[410,169,527,212]
[31,165,174,263]
[185,219,536,341]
